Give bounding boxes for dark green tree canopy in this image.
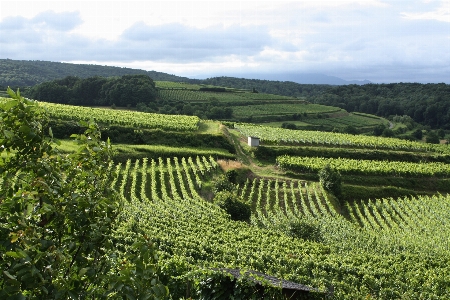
[28,74,158,107]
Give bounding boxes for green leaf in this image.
[5,251,25,258]
[3,130,14,139]
[6,87,17,99]
[0,99,18,111]
[19,125,31,134]
[79,267,89,277]
[3,270,17,280]
[9,233,20,243]
[151,284,169,297]
[124,293,136,300]
[68,291,78,299]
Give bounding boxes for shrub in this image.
[213,175,235,193]
[426,131,440,144]
[284,220,322,242]
[214,191,251,222]
[318,164,342,198]
[226,169,238,184]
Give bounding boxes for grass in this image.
[198,120,222,134]
[55,139,235,163]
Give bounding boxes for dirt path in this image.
[221,126,287,177]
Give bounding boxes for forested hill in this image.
[0,59,190,86]
[310,83,450,129]
[200,76,331,97]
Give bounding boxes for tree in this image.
[318,164,342,198]
[412,129,423,140]
[426,131,440,144]
[343,125,358,135]
[382,128,395,137]
[0,88,168,299]
[213,175,236,194]
[373,124,386,136]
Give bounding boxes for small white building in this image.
[248,136,260,147]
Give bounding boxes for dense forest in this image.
[26,75,158,107]
[310,83,450,130]
[0,59,189,86]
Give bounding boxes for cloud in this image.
[0,2,449,83]
[76,22,273,63]
[401,1,450,22]
[31,10,82,31]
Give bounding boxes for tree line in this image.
[309,83,450,130]
[19,75,234,120]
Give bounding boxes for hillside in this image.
[2,94,450,298]
[0,59,190,86]
[2,58,449,132]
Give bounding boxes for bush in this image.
[0,88,168,299]
[214,191,251,222]
[284,220,322,242]
[318,164,342,198]
[426,131,440,144]
[213,175,235,193]
[226,169,238,184]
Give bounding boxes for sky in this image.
[0,0,449,83]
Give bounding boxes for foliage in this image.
[0,88,167,299]
[343,125,358,134]
[193,269,286,300]
[226,169,238,184]
[310,82,450,130]
[213,191,251,222]
[318,164,342,198]
[29,74,158,107]
[283,220,322,242]
[236,123,450,154]
[277,155,450,177]
[252,145,450,164]
[412,129,423,140]
[114,156,450,299]
[426,131,440,144]
[213,175,236,194]
[40,101,200,132]
[0,58,189,86]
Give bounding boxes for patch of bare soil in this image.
[218,159,243,172]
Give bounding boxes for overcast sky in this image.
[0,0,449,83]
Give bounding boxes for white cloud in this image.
[401,1,450,22]
[0,0,449,82]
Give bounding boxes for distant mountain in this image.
[218,72,372,85]
[0,59,190,86]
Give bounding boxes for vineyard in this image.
[3,86,450,299]
[235,123,450,154]
[304,113,385,128]
[231,103,342,118]
[35,100,200,131]
[112,156,450,299]
[276,155,450,177]
[157,88,298,103]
